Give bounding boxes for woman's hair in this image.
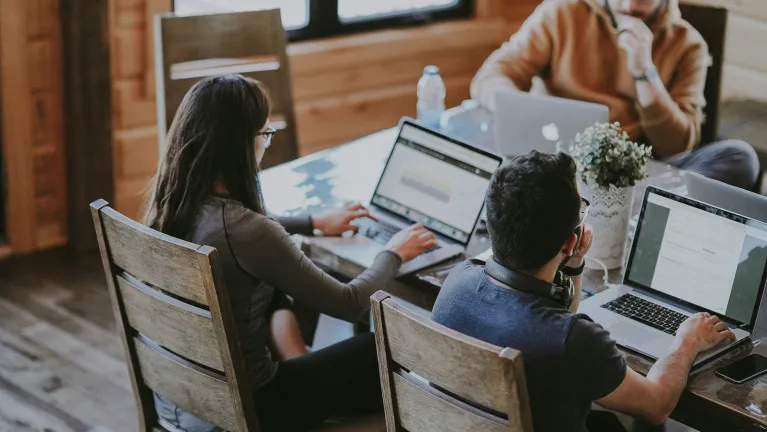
[144,74,271,239]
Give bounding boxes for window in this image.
[173,0,310,30]
[173,0,474,41]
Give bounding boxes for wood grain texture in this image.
[155,9,298,169]
[199,247,261,431]
[370,292,398,432]
[1,0,36,253]
[133,336,237,431]
[99,207,209,305]
[373,294,532,432]
[381,298,515,414]
[61,0,114,251]
[91,200,157,431]
[392,372,509,432]
[116,273,223,371]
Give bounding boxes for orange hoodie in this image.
[471,0,709,158]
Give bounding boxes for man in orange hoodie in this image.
[472,0,759,190]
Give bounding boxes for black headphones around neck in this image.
[483,257,574,309]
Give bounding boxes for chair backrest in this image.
[679,4,728,145]
[90,199,258,432]
[371,292,533,432]
[154,9,298,168]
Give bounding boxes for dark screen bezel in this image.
[370,118,502,246]
[623,186,767,330]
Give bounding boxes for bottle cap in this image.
[424,65,440,75]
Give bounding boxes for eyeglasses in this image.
[578,197,591,226]
[257,126,277,149]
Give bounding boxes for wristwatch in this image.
[633,65,659,82]
[562,259,586,277]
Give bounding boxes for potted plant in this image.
[569,122,652,269]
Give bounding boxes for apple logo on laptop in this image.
[542,123,560,142]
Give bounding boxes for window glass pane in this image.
[338,0,460,23]
[174,0,309,29]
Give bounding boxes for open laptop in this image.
[684,171,767,223]
[311,119,503,276]
[493,91,609,158]
[579,186,767,366]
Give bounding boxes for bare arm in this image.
[596,313,736,424]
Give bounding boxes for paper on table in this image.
[474,247,493,263]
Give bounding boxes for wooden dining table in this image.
[261,108,767,432]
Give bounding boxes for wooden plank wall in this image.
[0,0,67,254]
[681,0,767,102]
[108,0,535,219]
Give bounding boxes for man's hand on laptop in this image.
[386,224,438,263]
[675,312,737,354]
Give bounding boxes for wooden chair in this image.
[91,199,384,431]
[679,4,728,145]
[371,291,534,432]
[154,9,299,168]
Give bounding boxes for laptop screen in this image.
[626,189,767,326]
[372,123,501,244]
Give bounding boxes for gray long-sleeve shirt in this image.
[155,196,401,431]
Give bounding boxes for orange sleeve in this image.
[470,1,559,111]
[638,41,708,157]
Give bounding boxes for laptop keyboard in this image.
[601,294,689,335]
[353,218,441,253]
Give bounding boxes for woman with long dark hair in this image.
[146,74,436,431]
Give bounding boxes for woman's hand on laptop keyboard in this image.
[386,224,438,263]
[312,203,376,236]
[675,313,737,354]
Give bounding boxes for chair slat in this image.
[100,207,209,305]
[134,336,237,431]
[381,300,511,414]
[164,68,288,126]
[393,372,508,432]
[117,273,223,371]
[159,10,282,65]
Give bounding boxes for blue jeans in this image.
[663,139,760,190]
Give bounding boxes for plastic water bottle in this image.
[417,65,446,130]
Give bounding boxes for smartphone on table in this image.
[715,354,767,384]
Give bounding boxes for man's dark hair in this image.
[486,150,581,271]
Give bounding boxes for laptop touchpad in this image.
[608,321,662,347]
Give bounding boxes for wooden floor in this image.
[0,251,137,432]
[0,100,765,432]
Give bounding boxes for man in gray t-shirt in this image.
[433,151,736,431]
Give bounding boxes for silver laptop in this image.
[684,171,767,223]
[311,119,503,276]
[493,91,609,157]
[580,186,767,366]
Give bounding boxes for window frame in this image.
[172,0,475,42]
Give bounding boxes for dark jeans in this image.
[664,139,760,191]
[254,332,382,431]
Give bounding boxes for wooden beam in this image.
[61,0,114,251]
[0,0,36,253]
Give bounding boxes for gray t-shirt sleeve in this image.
[565,315,627,401]
[226,209,401,322]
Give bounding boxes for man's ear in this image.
[562,232,578,257]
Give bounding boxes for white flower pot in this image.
[580,182,635,270]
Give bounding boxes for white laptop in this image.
[580,186,767,366]
[684,171,767,223]
[311,119,503,276]
[493,91,609,157]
